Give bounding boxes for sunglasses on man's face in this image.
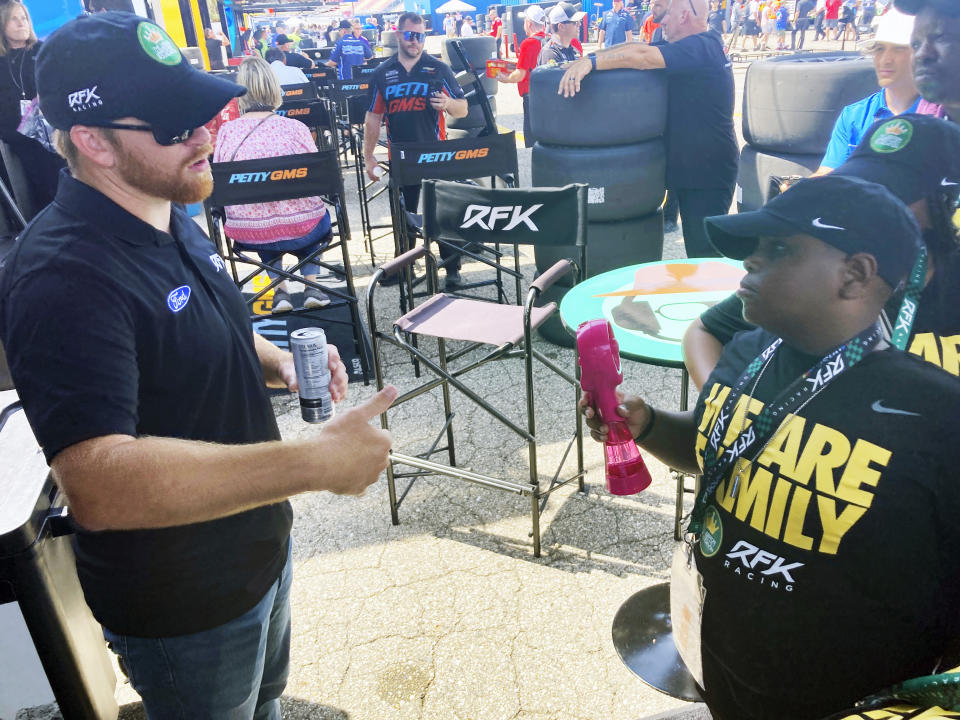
[401,30,426,42]
[93,123,196,146]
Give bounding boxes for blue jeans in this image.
[235,214,332,283]
[103,544,293,720]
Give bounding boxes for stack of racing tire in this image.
[528,66,668,346]
[441,36,500,139]
[738,52,878,211]
[380,30,397,57]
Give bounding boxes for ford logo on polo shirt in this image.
[166,285,192,313]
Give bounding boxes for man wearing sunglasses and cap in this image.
[895,0,960,122]
[538,2,587,66]
[583,174,960,719]
[0,13,397,717]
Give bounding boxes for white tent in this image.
[435,0,477,13]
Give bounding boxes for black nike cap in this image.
[705,175,923,289]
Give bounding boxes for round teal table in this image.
[559,258,746,369]
[560,258,745,703]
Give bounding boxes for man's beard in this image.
[115,141,214,204]
[398,42,422,61]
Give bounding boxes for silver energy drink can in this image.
[290,327,333,423]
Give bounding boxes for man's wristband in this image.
[634,406,657,443]
[588,53,597,70]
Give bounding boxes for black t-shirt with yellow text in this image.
[692,328,960,719]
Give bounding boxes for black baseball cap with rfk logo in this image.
[36,12,245,132]
[704,175,922,289]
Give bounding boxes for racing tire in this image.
[446,96,497,130]
[380,31,398,56]
[736,145,821,212]
[534,211,665,288]
[529,66,667,147]
[531,140,665,221]
[742,52,878,155]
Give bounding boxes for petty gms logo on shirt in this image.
[696,381,893,557]
[138,22,181,65]
[869,118,914,153]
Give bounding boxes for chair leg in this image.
[525,330,541,555]
[531,492,541,558]
[437,337,457,467]
[575,345,586,493]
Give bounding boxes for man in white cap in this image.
[814,8,920,174]
[497,5,549,146]
[538,2,587,66]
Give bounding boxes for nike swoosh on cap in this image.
[812,217,845,230]
[871,399,921,417]
[942,177,959,187]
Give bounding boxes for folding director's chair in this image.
[280,81,318,104]
[386,132,520,311]
[276,98,339,152]
[367,180,589,557]
[205,149,370,383]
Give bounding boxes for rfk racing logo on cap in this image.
[67,86,102,113]
[137,22,182,66]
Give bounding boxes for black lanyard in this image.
[687,322,884,537]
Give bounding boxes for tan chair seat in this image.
[396,294,557,346]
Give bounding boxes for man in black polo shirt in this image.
[559,0,739,258]
[362,11,468,287]
[0,13,395,718]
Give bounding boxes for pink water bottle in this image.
[577,319,653,495]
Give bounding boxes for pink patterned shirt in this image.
[917,99,946,119]
[212,114,328,244]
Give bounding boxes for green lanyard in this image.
[889,245,927,351]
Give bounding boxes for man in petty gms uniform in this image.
[363,12,468,286]
[0,13,396,717]
[582,175,960,719]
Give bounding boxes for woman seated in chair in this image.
[213,55,332,312]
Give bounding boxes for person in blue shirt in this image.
[815,8,920,172]
[327,18,373,80]
[597,0,636,46]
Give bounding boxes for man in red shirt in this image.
[641,0,668,42]
[825,0,842,40]
[489,7,503,57]
[497,5,548,147]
